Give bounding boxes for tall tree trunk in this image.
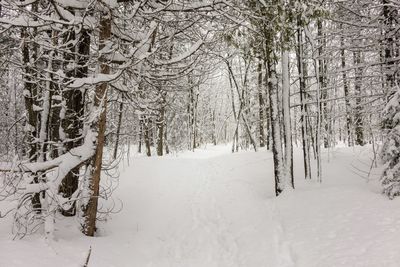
[157,93,165,156]
[242,57,252,149]
[266,56,285,196]
[47,31,60,160]
[263,60,271,151]
[82,14,111,237]
[296,22,312,180]
[282,49,294,188]
[340,24,353,147]
[59,28,90,216]
[164,122,170,154]
[38,52,54,163]
[353,50,364,146]
[381,0,400,198]
[211,109,217,145]
[22,25,41,211]
[138,119,143,153]
[188,84,198,151]
[314,27,323,183]
[318,20,329,148]
[228,72,238,152]
[144,118,152,157]
[257,57,266,148]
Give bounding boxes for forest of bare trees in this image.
[0,0,399,241]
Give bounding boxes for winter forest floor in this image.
[1,145,400,267]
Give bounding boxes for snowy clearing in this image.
[1,145,399,267]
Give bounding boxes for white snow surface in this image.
[1,145,400,267]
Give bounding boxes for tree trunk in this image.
[144,118,152,157]
[282,49,294,188]
[266,56,285,196]
[188,84,198,151]
[257,57,266,148]
[263,60,271,151]
[353,50,364,146]
[296,22,312,180]
[164,122,170,154]
[113,96,124,160]
[381,0,400,198]
[211,109,217,145]
[138,119,143,153]
[59,28,90,216]
[22,25,41,212]
[241,112,258,152]
[228,69,238,153]
[340,24,353,147]
[82,14,111,237]
[227,59,257,152]
[318,20,329,148]
[157,94,165,156]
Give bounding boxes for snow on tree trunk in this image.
[317,19,329,149]
[353,50,364,146]
[267,58,285,196]
[340,23,353,147]
[82,13,111,237]
[281,49,294,189]
[59,26,89,216]
[39,51,54,239]
[257,58,266,148]
[296,22,312,180]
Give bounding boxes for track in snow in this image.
[122,149,295,267]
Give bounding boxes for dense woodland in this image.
[0,0,399,240]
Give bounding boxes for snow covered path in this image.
[109,149,288,267]
[1,146,400,267]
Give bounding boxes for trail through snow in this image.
[124,149,293,267]
[1,145,400,267]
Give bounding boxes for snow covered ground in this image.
[1,145,400,267]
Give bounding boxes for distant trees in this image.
[312,0,400,197]
[230,0,322,195]
[219,0,399,197]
